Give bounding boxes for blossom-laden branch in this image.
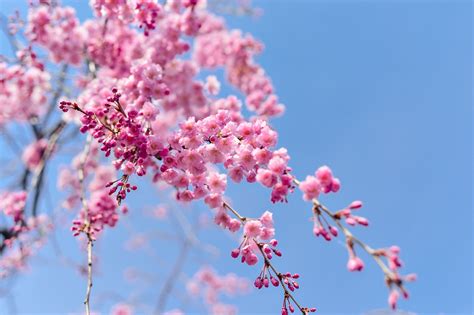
[224,202,315,315]
[0,0,416,314]
[59,83,414,312]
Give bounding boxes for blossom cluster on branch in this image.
[0,0,415,314]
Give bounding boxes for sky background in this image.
[0,0,472,314]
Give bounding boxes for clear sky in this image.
[0,0,472,314]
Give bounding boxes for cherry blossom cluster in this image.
[299,165,341,201]
[194,15,284,116]
[187,266,249,315]
[27,4,84,65]
[0,214,51,278]
[58,142,126,238]
[229,211,276,265]
[220,205,316,314]
[61,88,294,212]
[22,138,47,171]
[0,62,50,125]
[0,191,27,225]
[0,191,51,278]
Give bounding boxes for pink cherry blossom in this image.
[243,220,262,238]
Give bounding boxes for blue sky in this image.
[0,0,472,314]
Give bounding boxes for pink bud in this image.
[345,217,356,226]
[263,278,269,287]
[271,276,279,286]
[323,232,332,241]
[349,200,363,209]
[355,216,369,226]
[331,178,341,192]
[405,273,417,282]
[340,208,351,217]
[231,249,240,258]
[402,289,409,299]
[390,245,401,254]
[388,290,399,310]
[347,256,364,272]
[329,226,338,237]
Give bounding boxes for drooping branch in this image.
[223,201,313,315]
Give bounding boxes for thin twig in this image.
[77,135,93,315]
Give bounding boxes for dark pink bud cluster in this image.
[254,263,281,290]
[106,176,137,204]
[59,100,81,113]
[60,89,154,203]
